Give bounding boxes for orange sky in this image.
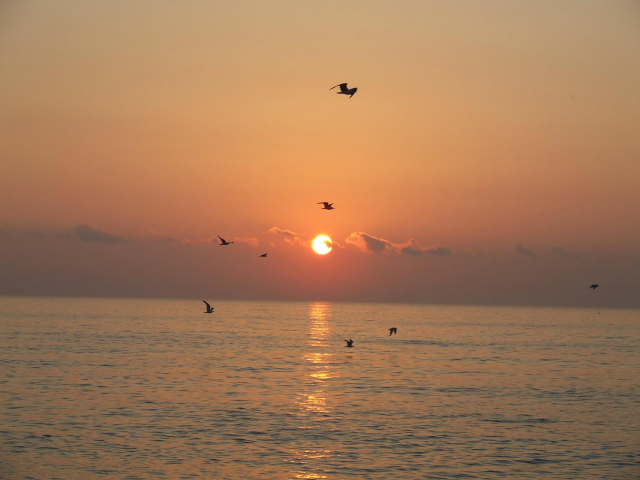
[1,1,639,306]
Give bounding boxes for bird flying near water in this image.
[259,253,267,258]
[389,328,397,336]
[318,202,334,210]
[330,83,357,98]
[203,300,214,314]
[344,339,354,348]
[218,236,234,246]
[589,284,599,289]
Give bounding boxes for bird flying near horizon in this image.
[318,202,334,210]
[259,253,267,258]
[389,328,397,336]
[344,339,354,348]
[203,300,214,314]
[330,83,357,98]
[218,236,234,246]
[589,284,599,289]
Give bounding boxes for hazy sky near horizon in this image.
[1,1,639,306]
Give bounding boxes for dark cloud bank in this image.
[74,225,126,243]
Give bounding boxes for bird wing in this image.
[330,83,347,91]
[203,300,211,308]
[218,236,226,243]
[318,202,327,206]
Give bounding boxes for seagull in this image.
[388,328,397,336]
[330,83,357,98]
[203,300,214,314]
[259,253,267,258]
[318,202,335,210]
[344,339,354,348]
[589,284,599,289]
[218,236,234,246]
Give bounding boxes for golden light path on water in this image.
[291,303,337,479]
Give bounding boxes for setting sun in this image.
[312,235,332,255]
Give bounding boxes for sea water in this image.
[1,297,638,479]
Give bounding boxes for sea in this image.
[1,297,638,479]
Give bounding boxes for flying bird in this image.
[259,253,267,258]
[388,328,397,336]
[589,284,599,289]
[344,339,354,348]
[203,300,214,314]
[330,83,357,98]
[218,236,234,246]
[318,202,335,210]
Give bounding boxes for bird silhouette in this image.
[589,284,599,289]
[203,300,214,314]
[388,328,397,336]
[218,236,234,246]
[318,202,334,210]
[344,339,354,348]
[330,83,357,98]
[259,253,267,258]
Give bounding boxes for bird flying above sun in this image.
[312,235,332,255]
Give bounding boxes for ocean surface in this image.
[1,297,638,479]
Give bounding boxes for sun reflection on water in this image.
[307,303,331,347]
[293,471,328,479]
[290,303,337,478]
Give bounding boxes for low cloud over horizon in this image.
[74,225,126,243]
[345,231,453,257]
[552,246,580,258]
[1,223,638,308]
[269,226,308,247]
[514,244,537,259]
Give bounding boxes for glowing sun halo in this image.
[312,235,332,255]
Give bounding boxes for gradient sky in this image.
[1,1,639,307]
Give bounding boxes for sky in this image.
[1,0,639,307]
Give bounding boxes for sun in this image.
[312,235,332,255]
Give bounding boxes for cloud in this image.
[346,232,452,257]
[74,225,125,243]
[514,244,537,259]
[23,231,49,239]
[345,231,392,253]
[233,237,259,247]
[269,226,308,247]
[399,239,453,257]
[284,236,309,247]
[157,236,180,243]
[551,246,580,258]
[268,227,299,237]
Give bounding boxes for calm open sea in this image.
[1,297,638,479]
